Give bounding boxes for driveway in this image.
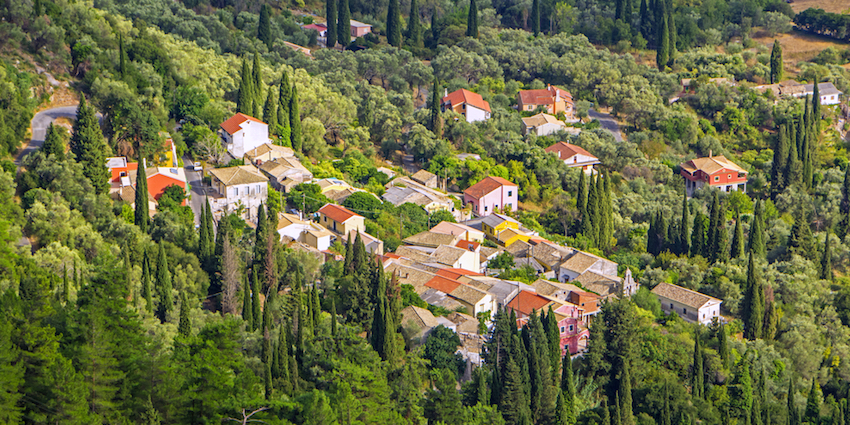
[183,153,206,226]
[18,105,103,165]
[589,108,624,142]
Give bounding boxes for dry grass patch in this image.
[790,0,848,14]
[753,30,850,70]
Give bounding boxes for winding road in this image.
[18,105,103,165]
[589,108,624,142]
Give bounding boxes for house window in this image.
[670,303,674,309]
[484,206,488,212]
[508,190,512,197]
[726,185,731,191]
[714,176,719,182]
[683,308,687,315]
[568,324,574,332]
[119,171,127,177]
[564,344,569,351]
[728,174,731,179]
[560,326,565,332]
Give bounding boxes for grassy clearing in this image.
[790,0,848,14]
[753,29,850,70]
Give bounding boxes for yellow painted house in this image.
[481,213,528,247]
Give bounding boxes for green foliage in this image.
[423,325,464,377]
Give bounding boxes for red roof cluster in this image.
[463,176,516,199]
[518,85,572,106]
[220,113,265,135]
[544,142,595,160]
[507,291,551,317]
[425,275,462,294]
[436,267,482,280]
[442,89,491,113]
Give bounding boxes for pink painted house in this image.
[463,176,518,217]
[554,303,590,356]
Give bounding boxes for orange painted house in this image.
[679,154,748,197]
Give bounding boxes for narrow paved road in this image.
[589,108,624,142]
[18,105,103,165]
[183,153,206,226]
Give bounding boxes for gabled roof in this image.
[442,89,491,113]
[259,157,310,176]
[560,251,602,274]
[401,305,439,330]
[574,271,620,297]
[411,169,437,184]
[436,268,483,280]
[482,213,519,229]
[209,165,268,186]
[350,19,371,28]
[679,155,747,176]
[318,204,361,223]
[220,113,265,135]
[430,221,484,238]
[244,143,294,160]
[403,231,459,248]
[518,85,572,105]
[545,142,597,160]
[651,282,721,310]
[455,239,480,251]
[425,275,462,294]
[522,113,566,128]
[303,23,327,32]
[464,176,517,199]
[449,284,489,305]
[432,245,470,266]
[507,291,551,316]
[803,82,842,97]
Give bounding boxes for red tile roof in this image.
[436,267,482,280]
[518,85,572,106]
[425,275,462,294]
[507,291,551,316]
[220,113,265,135]
[463,176,516,199]
[545,142,595,160]
[455,240,481,251]
[303,23,327,32]
[318,204,361,223]
[442,89,491,113]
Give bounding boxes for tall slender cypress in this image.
[770,40,783,84]
[406,0,422,47]
[821,230,833,281]
[692,327,704,399]
[252,268,262,331]
[772,124,789,195]
[730,212,744,259]
[639,0,651,42]
[142,249,153,313]
[742,253,764,340]
[788,377,801,425]
[242,276,254,329]
[276,70,291,142]
[62,264,70,304]
[338,0,351,46]
[531,0,540,36]
[428,79,443,138]
[135,159,149,232]
[252,53,263,118]
[326,0,338,47]
[237,57,254,115]
[748,200,766,257]
[619,362,634,425]
[466,0,478,38]
[678,190,690,254]
[289,84,302,152]
[804,379,821,425]
[387,0,402,46]
[178,291,191,337]
[258,4,272,47]
[118,33,127,77]
[155,243,174,323]
[262,87,278,129]
[842,165,850,234]
[655,6,669,71]
[561,356,576,425]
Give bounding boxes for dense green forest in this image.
[2,0,850,423]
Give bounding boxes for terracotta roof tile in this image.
[506,291,551,316]
[208,165,268,186]
[318,204,361,223]
[651,282,721,310]
[425,275,462,293]
[442,89,491,113]
[679,155,747,176]
[545,142,597,161]
[436,268,483,280]
[220,113,265,135]
[464,176,516,199]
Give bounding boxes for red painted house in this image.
[106,157,138,184]
[679,154,748,197]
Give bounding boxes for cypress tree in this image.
[718,321,730,370]
[788,377,801,425]
[785,127,802,188]
[763,289,778,341]
[275,73,291,142]
[42,122,65,159]
[135,159,149,232]
[242,276,253,329]
[842,165,850,234]
[730,212,744,259]
[753,371,764,425]
[545,307,560,381]
[706,191,720,260]
[406,0,422,47]
[690,212,707,257]
[142,250,153,313]
[428,79,443,138]
[387,0,402,47]
[561,356,576,425]
[155,243,174,322]
[692,326,704,399]
[338,0,351,46]
[772,125,789,195]
[124,246,132,301]
[264,362,273,400]
[788,207,814,259]
[252,268,262,331]
[601,397,611,425]
[118,33,127,77]
[289,84,302,152]
[586,173,599,244]
[326,0,338,47]
[770,40,783,84]
[614,391,622,425]
[615,0,625,22]
[639,0,651,42]
[804,379,821,425]
[661,382,671,425]
[62,264,70,304]
[679,190,690,255]
[748,200,766,257]
[577,170,588,212]
[500,357,532,425]
[619,362,635,425]
[258,4,272,46]
[598,174,613,250]
[821,231,833,281]
[812,79,821,132]
[647,212,658,256]
[70,96,110,193]
[237,57,253,115]
[178,291,191,337]
[531,0,540,36]
[666,4,676,66]
[742,253,764,341]
[466,0,478,38]
[330,297,338,338]
[262,87,278,129]
[656,9,669,71]
[252,53,264,118]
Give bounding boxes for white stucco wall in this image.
[465,105,490,123]
[227,121,269,158]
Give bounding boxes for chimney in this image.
[444,88,448,98]
[709,150,712,158]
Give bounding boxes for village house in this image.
[403,231,461,249]
[243,143,294,165]
[442,89,491,123]
[384,176,462,220]
[545,142,601,175]
[400,305,457,344]
[755,80,843,105]
[411,169,439,188]
[303,23,327,37]
[480,213,520,241]
[106,156,137,188]
[517,85,574,118]
[316,204,365,237]
[349,20,372,38]
[219,113,270,159]
[553,303,591,355]
[430,221,486,243]
[108,158,187,213]
[259,157,313,193]
[208,165,269,221]
[506,290,556,319]
[463,176,518,217]
[652,282,722,325]
[679,154,748,197]
[521,113,568,136]
[358,231,384,255]
[276,213,334,251]
[154,137,178,168]
[424,275,496,318]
